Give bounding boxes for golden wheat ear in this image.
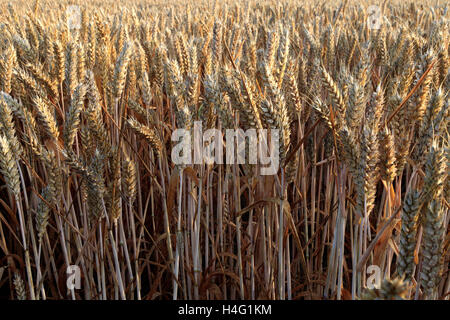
[127,117,163,155]
[0,134,21,197]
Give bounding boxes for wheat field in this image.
[0,0,448,300]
